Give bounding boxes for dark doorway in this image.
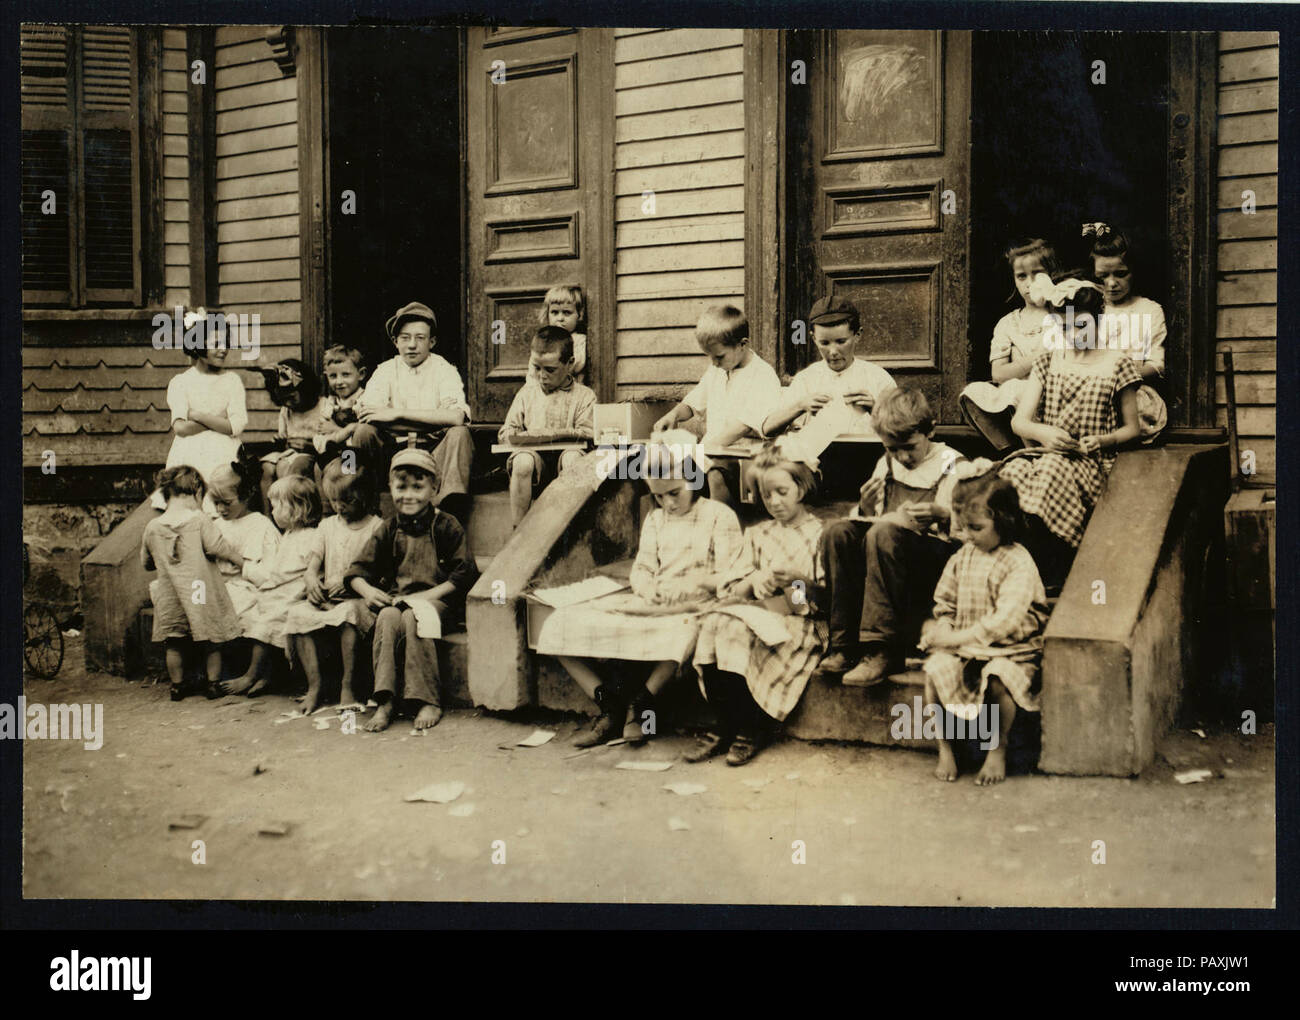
[325,28,463,380]
[969,31,1172,388]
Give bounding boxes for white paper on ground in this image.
[615,761,673,772]
[530,575,628,609]
[668,817,691,831]
[663,782,708,796]
[404,780,465,803]
[516,729,556,747]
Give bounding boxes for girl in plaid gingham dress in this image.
[688,443,827,766]
[920,470,1050,786]
[537,439,744,749]
[999,275,1143,561]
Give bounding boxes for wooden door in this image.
[465,26,613,422]
[791,30,970,422]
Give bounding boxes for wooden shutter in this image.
[21,24,74,303]
[20,24,142,307]
[79,26,141,303]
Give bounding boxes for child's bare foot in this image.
[975,747,1007,786]
[365,702,393,732]
[413,704,442,731]
[246,675,271,697]
[300,685,321,716]
[934,743,958,782]
[338,685,360,712]
[221,674,255,696]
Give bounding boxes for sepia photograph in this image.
[13,8,1280,917]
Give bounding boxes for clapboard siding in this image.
[1215,31,1277,484]
[613,29,746,398]
[162,29,191,309]
[214,25,301,440]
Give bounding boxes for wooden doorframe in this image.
[743,28,785,373]
[1170,31,1220,429]
[298,26,329,371]
[586,27,617,405]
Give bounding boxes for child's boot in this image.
[623,685,655,745]
[843,643,893,687]
[572,683,620,748]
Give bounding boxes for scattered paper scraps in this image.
[168,814,207,830]
[258,821,291,837]
[668,817,691,831]
[404,781,466,804]
[616,761,673,772]
[663,782,707,796]
[1175,768,1214,785]
[516,729,556,748]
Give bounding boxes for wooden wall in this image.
[22,27,194,469]
[612,28,746,400]
[1215,31,1278,485]
[214,25,301,441]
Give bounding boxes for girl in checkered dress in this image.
[688,442,827,766]
[537,438,744,749]
[920,470,1050,785]
[999,273,1143,583]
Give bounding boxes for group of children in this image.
[144,222,1164,782]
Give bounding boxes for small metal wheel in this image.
[24,603,65,680]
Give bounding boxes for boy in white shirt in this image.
[652,304,781,506]
[352,301,473,524]
[762,295,896,440]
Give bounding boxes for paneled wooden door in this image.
[465,26,614,422]
[789,30,971,422]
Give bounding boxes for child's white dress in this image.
[693,514,827,722]
[216,512,282,616]
[154,367,248,509]
[960,306,1052,416]
[283,514,385,635]
[1100,295,1168,442]
[921,541,1049,720]
[238,527,317,651]
[261,398,333,468]
[533,498,743,664]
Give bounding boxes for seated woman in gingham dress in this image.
[998,273,1142,585]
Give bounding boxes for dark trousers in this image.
[699,665,772,739]
[819,518,956,657]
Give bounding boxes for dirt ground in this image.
[21,637,1275,907]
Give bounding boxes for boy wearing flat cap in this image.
[345,445,479,732]
[762,295,896,440]
[352,301,474,524]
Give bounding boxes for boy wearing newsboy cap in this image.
[352,301,474,524]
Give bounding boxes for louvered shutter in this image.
[20,24,74,303]
[20,24,142,307]
[79,25,141,303]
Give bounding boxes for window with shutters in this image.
[21,24,155,308]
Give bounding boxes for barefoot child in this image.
[222,476,322,696]
[284,461,384,715]
[535,437,743,748]
[689,442,826,766]
[499,325,597,526]
[142,467,248,700]
[919,470,1049,785]
[651,305,781,507]
[344,447,479,732]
